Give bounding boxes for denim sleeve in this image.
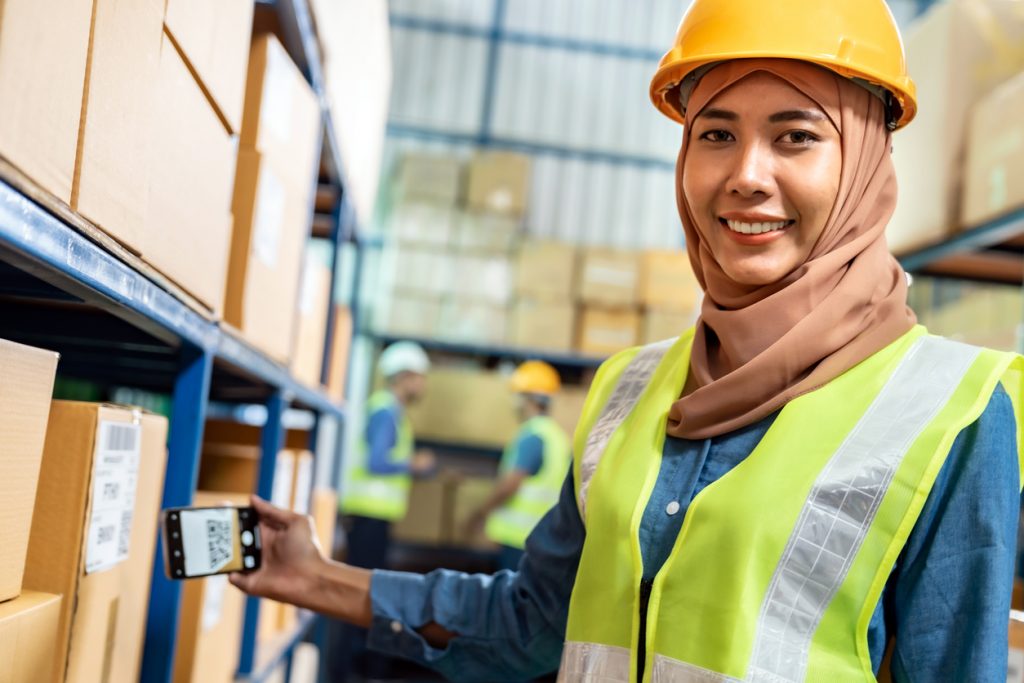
[365,407,408,476]
[367,465,582,681]
[512,433,545,476]
[888,385,1019,681]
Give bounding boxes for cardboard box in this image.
[392,479,448,546]
[145,31,236,312]
[227,148,310,362]
[962,72,1024,227]
[173,491,250,683]
[577,248,640,308]
[390,245,453,297]
[0,591,62,683]
[241,34,322,188]
[327,306,353,404]
[449,477,499,551]
[199,446,259,493]
[73,0,163,253]
[292,257,332,388]
[509,299,575,352]
[0,0,91,202]
[889,0,1024,253]
[577,307,640,356]
[394,153,462,206]
[1011,611,1024,683]
[407,369,519,448]
[453,253,513,305]
[24,402,168,683]
[457,211,521,254]
[639,249,701,312]
[0,339,59,603]
[164,0,254,133]
[550,385,589,439]
[438,299,508,345]
[376,295,442,339]
[466,152,531,216]
[311,488,338,557]
[515,241,578,302]
[109,412,169,683]
[391,201,455,247]
[642,308,696,345]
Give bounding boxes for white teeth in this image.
[725,219,788,235]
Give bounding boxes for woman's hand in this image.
[228,495,324,604]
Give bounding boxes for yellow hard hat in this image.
[649,0,917,130]
[509,361,561,397]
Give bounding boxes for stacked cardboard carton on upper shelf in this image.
[889,0,1024,254]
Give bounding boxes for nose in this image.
[726,140,773,198]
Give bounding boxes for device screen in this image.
[162,506,261,579]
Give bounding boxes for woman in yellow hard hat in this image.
[463,361,571,572]
[231,2,1024,680]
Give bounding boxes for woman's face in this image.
[682,72,843,286]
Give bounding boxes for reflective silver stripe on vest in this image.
[747,336,980,682]
[579,338,677,517]
[558,641,632,682]
[653,654,741,682]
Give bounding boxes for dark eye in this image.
[781,130,818,144]
[698,129,734,143]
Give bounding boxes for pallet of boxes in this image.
[379,150,530,346]
[0,334,175,683]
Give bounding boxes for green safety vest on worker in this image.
[486,415,571,550]
[341,390,414,521]
[559,325,1024,683]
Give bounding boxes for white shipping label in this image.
[202,574,229,632]
[587,264,635,288]
[293,457,314,515]
[271,455,295,509]
[253,168,286,268]
[85,421,142,574]
[299,265,317,315]
[262,45,296,146]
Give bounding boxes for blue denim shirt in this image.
[368,387,1019,682]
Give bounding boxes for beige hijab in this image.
[667,59,917,440]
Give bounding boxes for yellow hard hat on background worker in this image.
[508,360,561,398]
[649,0,918,130]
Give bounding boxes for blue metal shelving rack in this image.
[0,1,360,682]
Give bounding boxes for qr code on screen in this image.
[206,518,232,570]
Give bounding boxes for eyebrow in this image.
[767,109,827,123]
[695,108,828,123]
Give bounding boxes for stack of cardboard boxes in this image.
[0,2,349,392]
[908,276,1022,351]
[379,152,702,357]
[0,335,175,683]
[889,0,1024,253]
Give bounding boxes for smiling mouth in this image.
[719,218,795,235]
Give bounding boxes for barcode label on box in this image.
[262,45,295,146]
[85,421,142,574]
[293,456,314,515]
[1009,648,1024,683]
[202,574,229,632]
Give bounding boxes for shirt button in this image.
[390,620,403,634]
[665,501,681,516]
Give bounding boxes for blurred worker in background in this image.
[332,340,435,679]
[234,1,1024,680]
[464,361,571,572]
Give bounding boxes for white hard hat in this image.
[379,341,430,378]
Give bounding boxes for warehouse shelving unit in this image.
[0,1,362,683]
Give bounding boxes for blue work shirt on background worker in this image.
[368,387,1018,682]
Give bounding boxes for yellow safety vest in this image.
[486,415,571,549]
[560,325,1024,682]
[341,390,414,521]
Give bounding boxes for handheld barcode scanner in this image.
[160,505,262,579]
